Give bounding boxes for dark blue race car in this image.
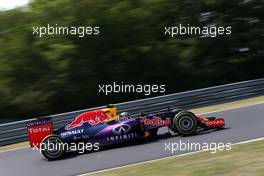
[27,105,225,160]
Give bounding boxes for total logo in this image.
[29,127,51,133]
[140,117,171,126]
[205,119,225,127]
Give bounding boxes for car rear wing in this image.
[26,118,53,148]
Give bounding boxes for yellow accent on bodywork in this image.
[144,131,150,137]
[102,107,119,122]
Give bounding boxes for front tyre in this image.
[40,135,65,160]
[172,111,197,135]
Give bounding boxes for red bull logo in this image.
[140,116,171,126]
[65,110,108,130]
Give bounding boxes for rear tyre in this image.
[172,111,197,135]
[40,135,65,160]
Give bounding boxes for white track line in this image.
[77,137,264,176]
[0,101,264,154]
[0,146,28,153]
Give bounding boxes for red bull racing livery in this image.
[65,109,108,130]
[26,105,225,160]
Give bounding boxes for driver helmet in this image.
[103,104,118,120]
[120,112,130,119]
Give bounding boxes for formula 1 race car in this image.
[26,105,225,160]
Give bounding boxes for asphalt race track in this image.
[1,103,264,176]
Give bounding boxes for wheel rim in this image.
[179,116,194,131]
[42,136,63,157]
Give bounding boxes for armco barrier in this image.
[0,78,264,146]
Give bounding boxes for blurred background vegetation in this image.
[0,0,263,122]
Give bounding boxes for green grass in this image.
[88,139,264,176]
